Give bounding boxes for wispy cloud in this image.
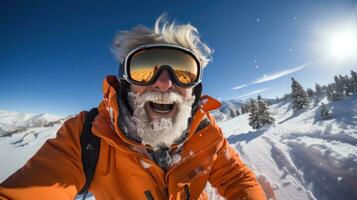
[232,63,310,90]
[232,83,250,90]
[237,88,272,98]
[253,64,308,84]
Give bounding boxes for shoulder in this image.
[56,111,88,141]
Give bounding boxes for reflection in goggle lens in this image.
[129,48,199,85]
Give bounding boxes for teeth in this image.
[151,100,174,104]
[152,108,171,114]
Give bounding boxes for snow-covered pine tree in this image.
[322,85,328,95]
[291,77,309,111]
[339,75,349,96]
[315,83,323,97]
[248,99,260,129]
[332,75,344,100]
[351,70,357,94]
[244,104,249,113]
[244,104,249,114]
[326,84,336,101]
[257,95,275,127]
[241,104,247,114]
[345,75,353,96]
[306,88,314,97]
[320,102,331,120]
[228,108,240,118]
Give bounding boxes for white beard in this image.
[127,91,195,150]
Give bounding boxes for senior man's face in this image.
[127,69,196,149]
[130,69,193,121]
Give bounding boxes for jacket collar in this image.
[92,75,221,152]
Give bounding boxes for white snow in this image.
[139,159,152,169]
[216,95,357,200]
[170,154,182,166]
[0,95,356,199]
[0,125,60,181]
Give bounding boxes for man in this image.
[0,16,266,200]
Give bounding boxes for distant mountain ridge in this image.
[0,109,65,136]
[211,98,277,122]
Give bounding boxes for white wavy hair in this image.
[112,14,212,68]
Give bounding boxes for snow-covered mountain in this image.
[0,95,356,199]
[211,99,244,121]
[0,109,65,136]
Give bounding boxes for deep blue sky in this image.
[1,0,356,116]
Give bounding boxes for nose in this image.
[152,69,173,92]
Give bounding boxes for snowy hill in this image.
[219,95,357,200]
[0,95,356,199]
[0,109,64,136]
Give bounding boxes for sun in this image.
[325,25,357,60]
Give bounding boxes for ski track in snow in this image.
[1,95,357,199]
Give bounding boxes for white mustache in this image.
[128,91,188,106]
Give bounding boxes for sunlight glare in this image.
[327,26,357,60]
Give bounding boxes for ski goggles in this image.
[122,44,202,87]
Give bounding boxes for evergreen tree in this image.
[244,104,249,114]
[248,99,260,129]
[241,104,247,114]
[320,103,331,120]
[257,95,275,127]
[339,75,348,95]
[291,78,309,111]
[345,75,353,96]
[306,88,314,97]
[315,83,323,97]
[322,85,328,95]
[229,108,240,118]
[351,70,357,94]
[326,84,337,101]
[282,93,291,102]
[333,75,344,100]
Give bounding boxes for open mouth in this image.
[149,101,175,114]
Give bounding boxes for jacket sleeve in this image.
[0,112,87,200]
[209,138,266,200]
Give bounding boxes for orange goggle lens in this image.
[128,48,200,86]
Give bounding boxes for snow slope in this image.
[0,95,356,199]
[220,95,357,200]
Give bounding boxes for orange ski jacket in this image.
[0,76,266,200]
